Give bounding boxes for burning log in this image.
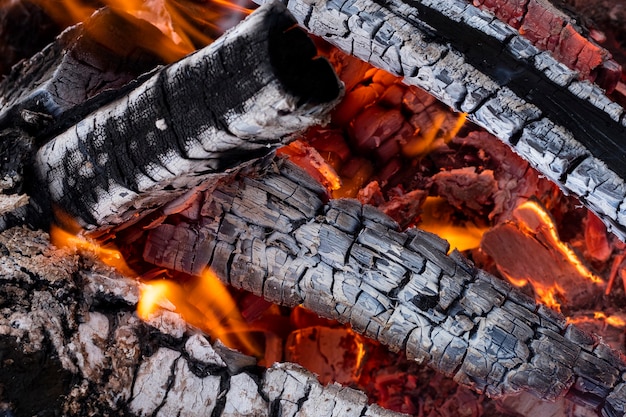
[26,1,342,231]
[144,156,626,416]
[0,224,403,417]
[3,0,626,416]
[265,0,626,241]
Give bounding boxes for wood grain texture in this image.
[34,1,343,231]
[262,0,626,240]
[0,225,404,417]
[144,157,626,416]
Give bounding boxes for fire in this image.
[568,312,626,329]
[533,283,565,312]
[28,0,253,62]
[513,200,603,286]
[482,199,603,312]
[402,112,467,157]
[137,268,261,357]
[418,197,488,252]
[50,223,136,277]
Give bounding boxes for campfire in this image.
[1,0,626,416]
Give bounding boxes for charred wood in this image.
[0,7,179,205]
[264,0,626,241]
[0,0,64,76]
[144,157,626,416]
[0,225,403,417]
[33,1,343,231]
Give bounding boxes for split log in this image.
[0,224,403,417]
[0,8,179,202]
[262,0,626,241]
[33,1,343,231]
[144,157,626,416]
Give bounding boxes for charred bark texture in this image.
[264,0,626,241]
[144,157,626,416]
[0,9,177,200]
[33,1,342,231]
[0,224,403,417]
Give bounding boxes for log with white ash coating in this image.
[259,0,626,241]
[143,156,626,417]
[0,225,404,417]
[1,0,626,416]
[0,1,343,233]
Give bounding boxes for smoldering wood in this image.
[143,157,626,416]
[261,0,626,241]
[0,224,404,417]
[33,1,343,232]
[0,9,177,198]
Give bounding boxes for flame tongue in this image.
[29,0,253,62]
[137,269,262,357]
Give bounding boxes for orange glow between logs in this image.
[499,200,603,312]
[514,200,603,286]
[418,196,488,252]
[402,112,467,157]
[50,224,136,277]
[569,312,626,329]
[137,269,261,357]
[29,0,253,62]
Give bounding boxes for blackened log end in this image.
[268,12,342,105]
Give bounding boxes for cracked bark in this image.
[144,157,626,417]
[0,223,403,417]
[260,0,626,240]
[8,2,342,232]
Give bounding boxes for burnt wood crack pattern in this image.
[260,0,626,240]
[1,0,626,416]
[0,225,404,416]
[144,156,626,417]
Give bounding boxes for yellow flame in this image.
[50,224,135,277]
[594,312,626,328]
[534,284,564,312]
[137,268,261,357]
[419,197,488,252]
[332,159,374,199]
[353,330,367,371]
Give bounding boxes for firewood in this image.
[0,7,179,211]
[0,226,405,417]
[33,1,343,231]
[144,156,626,416]
[263,0,626,241]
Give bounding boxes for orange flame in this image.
[402,112,467,157]
[419,197,488,252]
[568,312,626,329]
[489,200,603,312]
[29,0,253,62]
[137,268,261,357]
[50,224,136,277]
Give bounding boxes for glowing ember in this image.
[402,112,467,157]
[481,199,604,311]
[514,200,603,286]
[137,268,261,357]
[568,311,626,329]
[277,140,342,193]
